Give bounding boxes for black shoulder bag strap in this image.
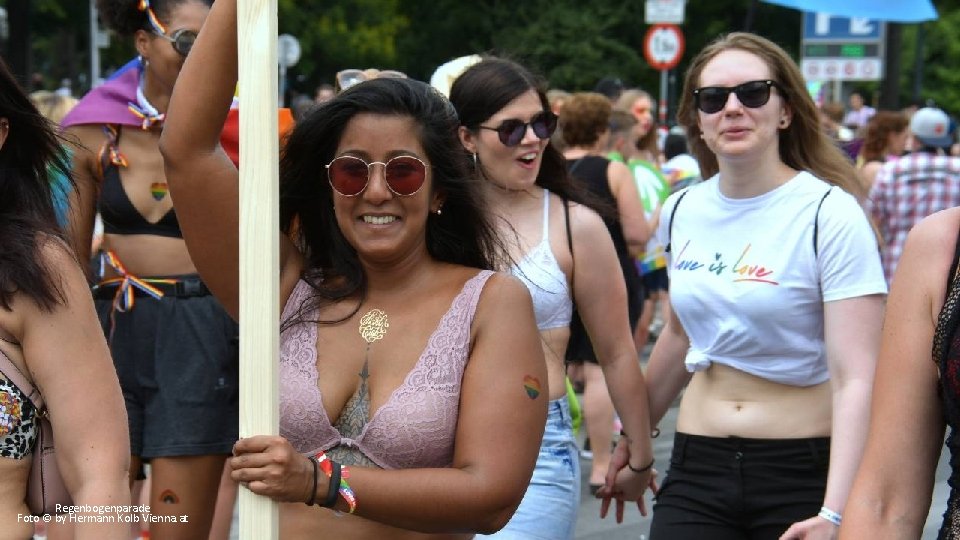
[664,188,691,254]
[813,187,833,259]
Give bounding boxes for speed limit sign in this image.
[644,24,685,71]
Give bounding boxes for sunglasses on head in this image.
[326,155,427,197]
[336,69,408,92]
[693,80,783,115]
[154,28,197,57]
[478,111,558,147]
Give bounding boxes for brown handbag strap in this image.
[0,348,44,410]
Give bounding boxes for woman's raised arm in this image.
[159,0,241,317]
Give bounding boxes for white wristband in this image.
[818,506,842,526]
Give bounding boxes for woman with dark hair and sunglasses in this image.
[449,56,656,539]
[602,32,886,539]
[0,55,130,540]
[59,1,239,538]
[160,1,548,538]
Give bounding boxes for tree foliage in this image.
[6,0,960,116]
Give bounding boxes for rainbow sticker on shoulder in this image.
[523,375,541,399]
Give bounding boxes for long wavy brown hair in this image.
[859,111,908,163]
[676,32,864,200]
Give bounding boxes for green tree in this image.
[278,0,409,96]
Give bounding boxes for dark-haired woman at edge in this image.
[0,55,129,540]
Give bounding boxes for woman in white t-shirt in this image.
[599,32,887,540]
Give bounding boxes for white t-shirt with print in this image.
[657,171,887,386]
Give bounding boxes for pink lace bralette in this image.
[279,270,494,469]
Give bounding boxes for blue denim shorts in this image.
[480,397,580,540]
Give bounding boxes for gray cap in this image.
[910,107,953,148]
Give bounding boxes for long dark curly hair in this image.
[96,0,213,35]
[279,78,511,327]
[0,55,74,312]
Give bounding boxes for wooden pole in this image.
[236,0,279,538]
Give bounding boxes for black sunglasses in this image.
[478,111,558,147]
[693,80,783,115]
[155,28,197,57]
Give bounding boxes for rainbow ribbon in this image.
[138,0,168,35]
[127,103,165,130]
[315,451,358,513]
[100,125,128,168]
[99,251,177,313]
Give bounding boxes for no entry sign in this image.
[644,24,685,71]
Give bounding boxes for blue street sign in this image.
[802,12,883,41]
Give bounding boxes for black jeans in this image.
[650,433,830,540]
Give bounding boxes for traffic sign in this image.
[645,0,685,24]
[278,34,301,68]
[802,13,882,41]
[643,24,684,71]
[800,12,884,82]
[801,58,882,81]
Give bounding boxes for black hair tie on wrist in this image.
[628,458,655,474]
[305,456,319,506]
[321,461,342,508]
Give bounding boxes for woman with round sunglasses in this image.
[60,2,238,539]
[601,33,886,540]
[450,56,656,540]
[160,1,548,538]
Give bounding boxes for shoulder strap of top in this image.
[562,196,574,295]
[0,349,43,409]
[949,225,960,296]
[465,270,497,318]
[933,225,960,367]
[542,191,551,239]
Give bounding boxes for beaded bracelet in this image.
[315,451,358,513]
[304,456,319,506]
[818,506,842,526]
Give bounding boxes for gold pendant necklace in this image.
[359,309,389,344]
[357,309,388,388]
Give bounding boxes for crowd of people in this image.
[6,1,960,539]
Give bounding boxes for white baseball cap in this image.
[910,107,954,148]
